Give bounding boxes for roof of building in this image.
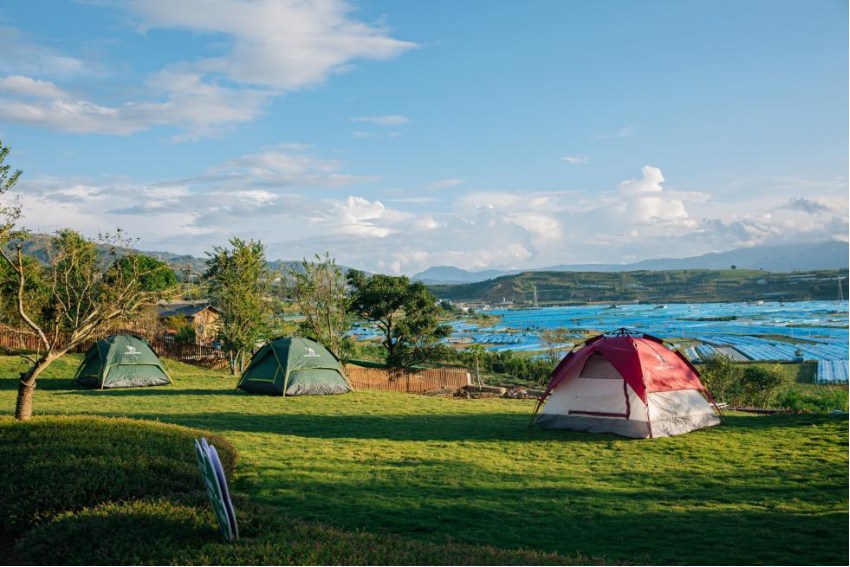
[157,302,219,319]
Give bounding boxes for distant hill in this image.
[429,268,849,304]
[413,241,850,284]
[6,236,358,281]
[411,265,522,284]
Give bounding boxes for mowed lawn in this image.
[1,355,847,565]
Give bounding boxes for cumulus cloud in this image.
[7,156,847,275]
[613,165,694,226]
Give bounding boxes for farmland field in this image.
[1,355,848,565]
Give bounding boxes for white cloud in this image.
[350,115,411,126]
[425,179,464,190]
[0,72,273,138]
[0,75,67,99]
[125,0,417,89]
[562,154,590,165]
[0,26,89,77]
[0,1,415,138]
[618,165,665,194]
[7,155,847,275]
[324,196,398,237]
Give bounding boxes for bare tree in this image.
[540,327,571,364]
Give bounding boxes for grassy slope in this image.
[1,355,847,565]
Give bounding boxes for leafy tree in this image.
[286,252,350,360]
[346,270,452,369]
[0,139,23,262]
[164,314,196,343]
[204,238,274,374]
[113,255,177,292]
[0,229,175,420]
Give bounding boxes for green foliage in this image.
[450,347,555,385]
[1,229,171,343]
[204,238,274,374]
[0,415,236,533]
[700,355,744,403]
[286,252,350,360]
[0,253,47,328]
[0,139,22,194]
[0,139,23,243]
[739,365,784,407]
[164,314,196,343]
[701,357,788,407]
[347,270,452,369]
[0,355,847,564]
[113,254,177,292]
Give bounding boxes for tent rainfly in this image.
[237,337,351,396]
[532,329,722,438]
[75,334,172,389]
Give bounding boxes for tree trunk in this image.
[15,354,54,421]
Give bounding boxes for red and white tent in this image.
[532,329,722,438]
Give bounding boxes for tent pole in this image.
[644,403,654,439]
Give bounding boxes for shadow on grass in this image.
[124,410,845,442]
[57,387,229,397]
[0,377,77,392]
[232,449,849,565]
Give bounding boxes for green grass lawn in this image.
[1,354,848,565]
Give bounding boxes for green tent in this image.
[74,335,172,389]
[237,337,351,396]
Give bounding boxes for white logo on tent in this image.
[304,346,320,358]
[124,345,140,356]
[653,352,674,370]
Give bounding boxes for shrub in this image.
[699,354,743,404]
[16,496,591,566]
[701,358,787,408]
[0,415,236,533]
[739,365,784,407]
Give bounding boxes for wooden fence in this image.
[0,328,42,352]
[0,327,229,371]
[1,327,469,383]
[344,365,470,393]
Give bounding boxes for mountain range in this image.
[412,241,849,284]
[8,237,848,285]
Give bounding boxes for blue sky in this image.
[0,0,847,274]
